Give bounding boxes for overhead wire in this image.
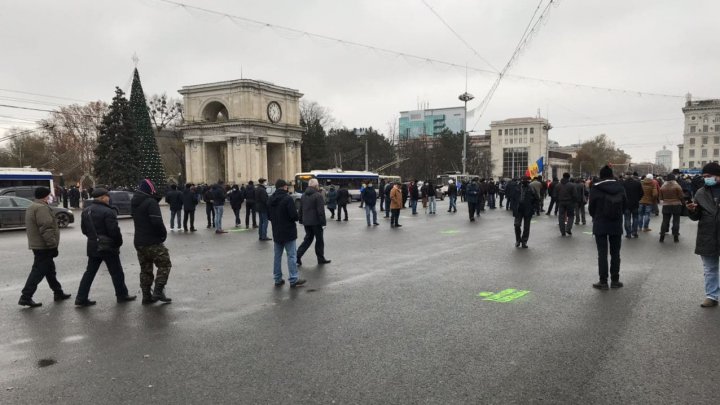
[148,0,686,100]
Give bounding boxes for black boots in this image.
[18,297,42,307]
[142,289,157,305]
[659,233,665,243]
[152,286,172,303]
[674,234,679,243]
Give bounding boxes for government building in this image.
[678,95,720,170]
[489,116,551,179]
[178,79,304,185]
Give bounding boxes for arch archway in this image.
[202,101,229,122]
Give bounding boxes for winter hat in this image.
[137,179,157,195]
[666,173,676,181]
[562,172,570,179]
[702,162,720,177]
[91,188,109,198]
[34,186,51,199]
[645,174,654,180]
[275,179,287,188]
[599,165,614,179]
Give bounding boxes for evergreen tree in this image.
[130,68,167,194]
[94,87,140,188]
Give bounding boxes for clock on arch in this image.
[267,101,282,123]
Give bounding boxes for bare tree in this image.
[299,100,336,130]
[148,93,185,183]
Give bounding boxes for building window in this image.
[716,125,720,133]
[703,136,709,145]
[498,130,502,136]
[714,149,718,157]
[530,128,534,134]
[690,149,695,157]
[689,161,694,168]
[703,149,708,157]
[691,125,696,133]
[715,136,719,144]
[503,147,529,178]
[530,137,534,143]
[690,138,696,145]
[524,128,528,135]
[704,125,709,132]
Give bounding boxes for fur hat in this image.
[645,174,654,180]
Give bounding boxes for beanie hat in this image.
[599,165,613,179]
[275,179,287,188]
[562,172,570,179]
[34,186,51,199]
[702,162,720,177]
[645,174,653,180]
[666,173,676,181]
[91,188,109,198]
[137,179,156,195]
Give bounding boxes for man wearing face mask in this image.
[513,176,540,248]
[687,162,720,307]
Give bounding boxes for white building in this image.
[489,117,551,179]
[655,146,672,173]
[679,95,720,170]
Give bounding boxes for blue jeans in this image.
[701,256,720,301]
[259,212,269,239]
[428,196,436,213]
[365,204,377,225]
[273,240,298,284]
[639,204,653,229]
[449,195,457,212]
[410,199,418,214]
[623,208,639,236]
[214,205,224,231]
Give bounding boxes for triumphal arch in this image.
[178,79,303,185]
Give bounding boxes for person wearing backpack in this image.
[514,176,540,248]
[588,165,627,290]
[639,174,659,232]
[555,173,578,236]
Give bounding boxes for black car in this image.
[82,190,133,216]
[0,186,62,205]
[0,196,74,229]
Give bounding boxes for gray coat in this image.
[299,187,327,227]
[688,186,720,256]
[25,200,59,250]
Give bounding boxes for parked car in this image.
[82,190,133,216]
[0,196,74,229]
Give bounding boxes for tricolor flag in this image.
[525,156,544,178]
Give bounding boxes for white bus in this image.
[0,168,55,199]
[436,172,477,196]
[295,170,379,201]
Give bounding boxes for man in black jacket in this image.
[555,173,578,236]
[131,179,172,304]
[297,178,331,266]
[362,182,379,226]
[336,186,350,221]
[466,179,480,221]
[383,182,393,218]
[622,172,643,238]
[203,185,215,229]
[229,184,244,227]
[545,177,559,215]
[588,166,627,290]
[268,179,306,288]
[514,176,540,248]
[165,184,183,230]
[255,178,271,240]
[182,183,198,232]
[409,180,419,215]
[244,180,257,229]
[76,188,135,306]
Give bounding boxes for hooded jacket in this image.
[182,187,198,211]
[165,188,184,211]
[622,176,643,210]
[362,186,377,206]
[299,187,326,227]
[131,191,167,247]
[81,200,122,256]
[326,188,338,209]
[229,188,245,209]
[255,184,269,213]
[465,181,480,204]
[268,188,298,243]
[588,179,628,235]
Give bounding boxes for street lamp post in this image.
[459,92,474,174]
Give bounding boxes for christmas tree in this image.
[129,67,167,195]
[94,87,140,188]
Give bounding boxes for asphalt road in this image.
[1,199,718,404]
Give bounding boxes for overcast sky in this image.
[2,0,719,167]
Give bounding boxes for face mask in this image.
[705,177,717,187]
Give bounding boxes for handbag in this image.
[84,207,117,253]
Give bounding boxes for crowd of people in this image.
[16,162,720,309]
